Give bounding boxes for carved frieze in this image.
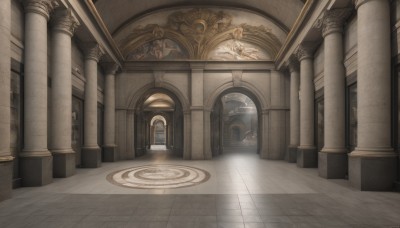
[24,0,59,20]
[51,9,80,37]
[119,8,282,61]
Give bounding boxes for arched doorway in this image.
[134,89,184,157]
[211,91,259,156]
[150,115,167,149]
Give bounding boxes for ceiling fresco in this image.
[115,8,286,61]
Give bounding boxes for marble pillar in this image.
[349,0,397,190]
[20,0,58,186]
[103,63,118,162]
[183,111,191,160]
[203,109,212,159]
[319,9,351,179]
[0,0,13,201]
[190,64,205,159]
[82,44,104,168]
[50,9,79,178]
[287,58,300,163]
[259,110,270,159]
[296,43,317,168]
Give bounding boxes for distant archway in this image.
[134,88,184,157]
[151,116,167,147]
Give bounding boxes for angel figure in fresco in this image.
[213,40,261,60]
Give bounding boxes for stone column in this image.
[190,64,205,159]
[203,109,212,159]
[349,0,396,190]
[259,110,269,158]
[183,111,191,159]
[287,58,300,163]
[0,0,14,201]
[296,43,317,168]
[50,9,79,178]
[20,0,58,186]
[319,9,351,179]
[82,44,104,168]
[103,63,118,162]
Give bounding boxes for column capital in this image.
[84,43,105,62]
[23,0,59,21]
[286,56,300,73]
[295,42,316,61]
[322,9,352,37]
[354,0,389,9]
[51,9,80,37]
[102,62,119,75]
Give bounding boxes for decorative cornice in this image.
[23,0,59,21]
[295,42,317,61]
[287,56,300,73]
[51,9,80,37]
[103,62,119,75]
[84,43,105,62]
[321,9,352,37]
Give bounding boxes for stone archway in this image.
[210,88,262,157]
[134,88,184,158]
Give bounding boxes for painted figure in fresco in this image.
[127,39,186,60]
[212,40,263,60]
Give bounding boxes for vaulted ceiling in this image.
[92,0,306,61]
[94,0,305,34]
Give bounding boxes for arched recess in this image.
[133,87,185,158]
[150,115,167,147]
[209,87,264,157]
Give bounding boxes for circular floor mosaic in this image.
[107,164,210,189]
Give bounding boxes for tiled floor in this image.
[0,148,399,228]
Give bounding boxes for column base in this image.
[20,155,52,186]
[52,151,75,178]
[297,147,317,168]
[81,147,101,168]
[136,148,146,157]
[349,151,397,191]
[0,159,13,201]
[286,145,298,163]
[103,145,117,162]
[318,151,348,179]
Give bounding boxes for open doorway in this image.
[150,115,167,150]
[135,89,184,157]
[211,91,259,156]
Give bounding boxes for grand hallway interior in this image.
[1,149,399,228]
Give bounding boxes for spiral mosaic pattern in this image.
[107,164,210,189]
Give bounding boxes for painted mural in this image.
[118,8,284,61]
[126,39,188,60]
[208,40,271,61]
